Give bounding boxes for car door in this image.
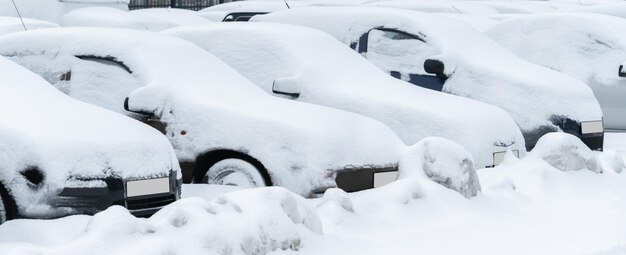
[352,27,447,91]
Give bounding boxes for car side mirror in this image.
[124,97,154,116]
[424,59,446,79]
[619,65,626,77]
[272,78,300,98]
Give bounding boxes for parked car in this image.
[198,1,295,22]
[487,13,626,131]
[0,16,58,36]
[164,22,527,169]
[62,7,212,31]
[0,27,411,196]
[0,55,181,223]
[255,7,605,151]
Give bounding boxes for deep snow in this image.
[1,134,626,255]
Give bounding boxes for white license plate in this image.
[581,120,603,134]
[374,171,399,188]
[127,177,170,198]
[493,150,519,166]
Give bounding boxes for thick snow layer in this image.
[0,17,58,36]
[566,2,626,19]
[0,187,321,254]
[0,55,177,218]
[255,7,603,148]
[486,13,626,130]
[165,22,527,168]
[365,0,500,15]
[0,27,408,196]
[3,137,626,254]
[400,137,481,198]
[0,0,128,23]
[62,7,202,31]
[435,13,499,32]
[130,8,213,27]
[529,133,603,173]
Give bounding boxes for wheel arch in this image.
[192,149,273,186]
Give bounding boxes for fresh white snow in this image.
[1,134,626,254]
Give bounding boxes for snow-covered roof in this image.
[0,27,406,196]
[165,22,528,168]
[254,7,602,147]
[130,8,213,27]
[0,16,59,36]
[63,7,200,31]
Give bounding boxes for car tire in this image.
[203,159,268,188]
[0,184,16,224]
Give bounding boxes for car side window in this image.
[359,28,446,91]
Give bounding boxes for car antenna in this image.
[284,0,291,9]
[10,0,27,31]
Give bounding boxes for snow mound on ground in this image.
[597,149,626,174]
[0,187,321,255]
[530,133,603,173]
[62,7,176,31]
[401,137,481,198]
[0,17,59,36]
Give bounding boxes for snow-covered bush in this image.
[529,133,603,173]
[401,137,481,198]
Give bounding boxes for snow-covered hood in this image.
[0,27,405,195]
[0,55,176,184]
[255,7,602,138]
[165,23,527,168]
[0,16,59,36]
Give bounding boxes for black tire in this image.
[0,183,17,224]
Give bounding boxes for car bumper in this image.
[335,166,399,193]
[53,171,181,217]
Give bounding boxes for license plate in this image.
[374,171,399,188]
[127,177,170,198]
[493,150,520,166]
[581,120,603,134]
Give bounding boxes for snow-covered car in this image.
[487,13,626,131]
[0,16,58,36]
[255,7,605,151]
[0,27,410,197]
[62,7,212,31]
[165,22,527,169]
[0,55,181,223]
[198,1,297,22]
[0,0,128,23]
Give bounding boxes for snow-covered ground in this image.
[1,134,625,255]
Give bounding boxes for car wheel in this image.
[203,159,267,188]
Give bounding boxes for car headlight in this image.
[581,120,604,134]
[493,150,519,166]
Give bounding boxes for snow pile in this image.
[487,13,626,129]
[0,187,321,255]
[366,1,500,15]
[255,8,602,150]
[165,22,527,168]
[401,137,480,198]
[0,17,58,36]
[528,133,603,173]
